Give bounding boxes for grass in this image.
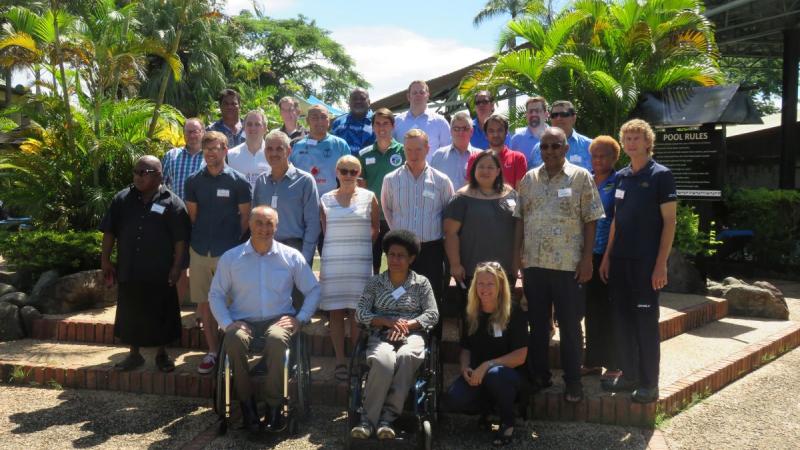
[655,388,712,430]
[7,366,31,384]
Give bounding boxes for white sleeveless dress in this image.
[319,187,374,311]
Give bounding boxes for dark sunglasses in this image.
[338,168,359,176]
[475,99,492,106]
[132,169,160,176]
[550,111,575,118]
[540,142,565,151]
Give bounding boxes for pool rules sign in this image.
[653,126,724,200]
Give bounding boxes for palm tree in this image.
[473,1,549,114]
[462,0,723,138]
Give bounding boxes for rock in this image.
[30,270,59,297]
[725,285,789,320]
[752,281,785,301]
[0,283,14,297]
[723,276,745,286]
[19,305,42,336]
[664,248,707,294]
[0,301,24,341]
[27,270,116,314]
[707,280,726,297]
[0,291,27,307]
[0,270,22,286]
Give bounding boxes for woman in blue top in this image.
[584,136,621,378]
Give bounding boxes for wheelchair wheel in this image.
[295,333,311,420]
[214,347,233,435]
[429,337,442,424]
[417,419,432,450]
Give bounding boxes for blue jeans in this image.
[443,366,522,427]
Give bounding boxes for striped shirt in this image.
[162,147,205,200]
[381,164,454,242]
[356,271,439,331]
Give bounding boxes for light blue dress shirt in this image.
[393,110,451,161]
[429,144,481,191]
[527,129,593,170]
[252,165,320,263]
[209,240,321,329]
[509,127,542,163]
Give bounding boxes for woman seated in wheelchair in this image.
[442,261,527,446]
[351,229,440,440]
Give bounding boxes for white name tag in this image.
[557,188,572,198]
[217,189,230,198]
[270,195,278,208]
[391,286,406,300]
[493,323,503,338]
[366,157,376,165]
[569,155,582,163]
[615,189,625,199]
[423,189,435,199]
[150,203,165,214]
[306,139,318,146]
[506,199,516,209]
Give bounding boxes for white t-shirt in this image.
[227,141,270,190]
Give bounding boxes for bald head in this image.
[137,155,162,171]
[541,127,567,144]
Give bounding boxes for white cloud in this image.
[331,26,491,103]
[223,0,295,16]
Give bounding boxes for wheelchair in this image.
[213,327,311,435]
[344,327,441,450]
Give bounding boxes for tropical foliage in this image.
[462,0,724,138]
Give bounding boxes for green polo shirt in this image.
[358,139,405,218]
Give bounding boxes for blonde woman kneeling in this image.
[442,262,528,446]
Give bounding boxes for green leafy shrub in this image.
[674,202,720,257]
[1,230,103,275]
[724,188,800,270]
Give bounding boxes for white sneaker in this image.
[376,421,396,440]
[350,420,372,439]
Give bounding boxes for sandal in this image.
[334,364,348,382]
[564,383,584,403]
[155,352,175,373]
[114,352,145,371]
[492,425,514,446]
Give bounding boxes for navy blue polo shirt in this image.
[184,166,251,257]
[610,159,677,261]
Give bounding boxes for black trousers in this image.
[523,267,585,386]
[584,253,618,369]
[410,239,445,337]
[609,257,661,388]
[371,220,391,274]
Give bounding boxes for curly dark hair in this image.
[382,229,421,257]
[468,151,505,193]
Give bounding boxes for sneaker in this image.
[350,420,372,439]
[197,353,217,374]
[631,386,659,403]
[376,421,396,440]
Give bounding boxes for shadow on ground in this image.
[6,387,215,449]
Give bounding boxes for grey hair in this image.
[265,129,291,148]
[451,111,473,128]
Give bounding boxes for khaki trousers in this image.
[223,320,292,408]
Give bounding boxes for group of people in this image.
[99,82,677,445]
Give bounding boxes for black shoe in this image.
[601,376,638,393]
[631,387,659,403]
[114,352,145,371]
[268,405,286,432]
[239,397,261,436]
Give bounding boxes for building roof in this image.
[726,109,800,137]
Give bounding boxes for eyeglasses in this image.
[477,261,502,269]
[338,168,359,176]
[132,169,160,176]
[550,111,575,118]
[452,126,471,132]
[475,99,491,106]
[540,142,565,151]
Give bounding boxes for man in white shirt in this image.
[393,80,451,162]
[227,110,270,190]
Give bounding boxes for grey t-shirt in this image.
[444,190,518,277]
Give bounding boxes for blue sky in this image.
[224,0,520,101]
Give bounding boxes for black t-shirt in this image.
[99,185,190,283]
[460,307,527,368]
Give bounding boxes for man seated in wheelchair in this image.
[351,229,440,440]
[209,205,320,435]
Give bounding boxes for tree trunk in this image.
[51,1,73,146]
[4,68,11,108]
[147,27,183,139]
